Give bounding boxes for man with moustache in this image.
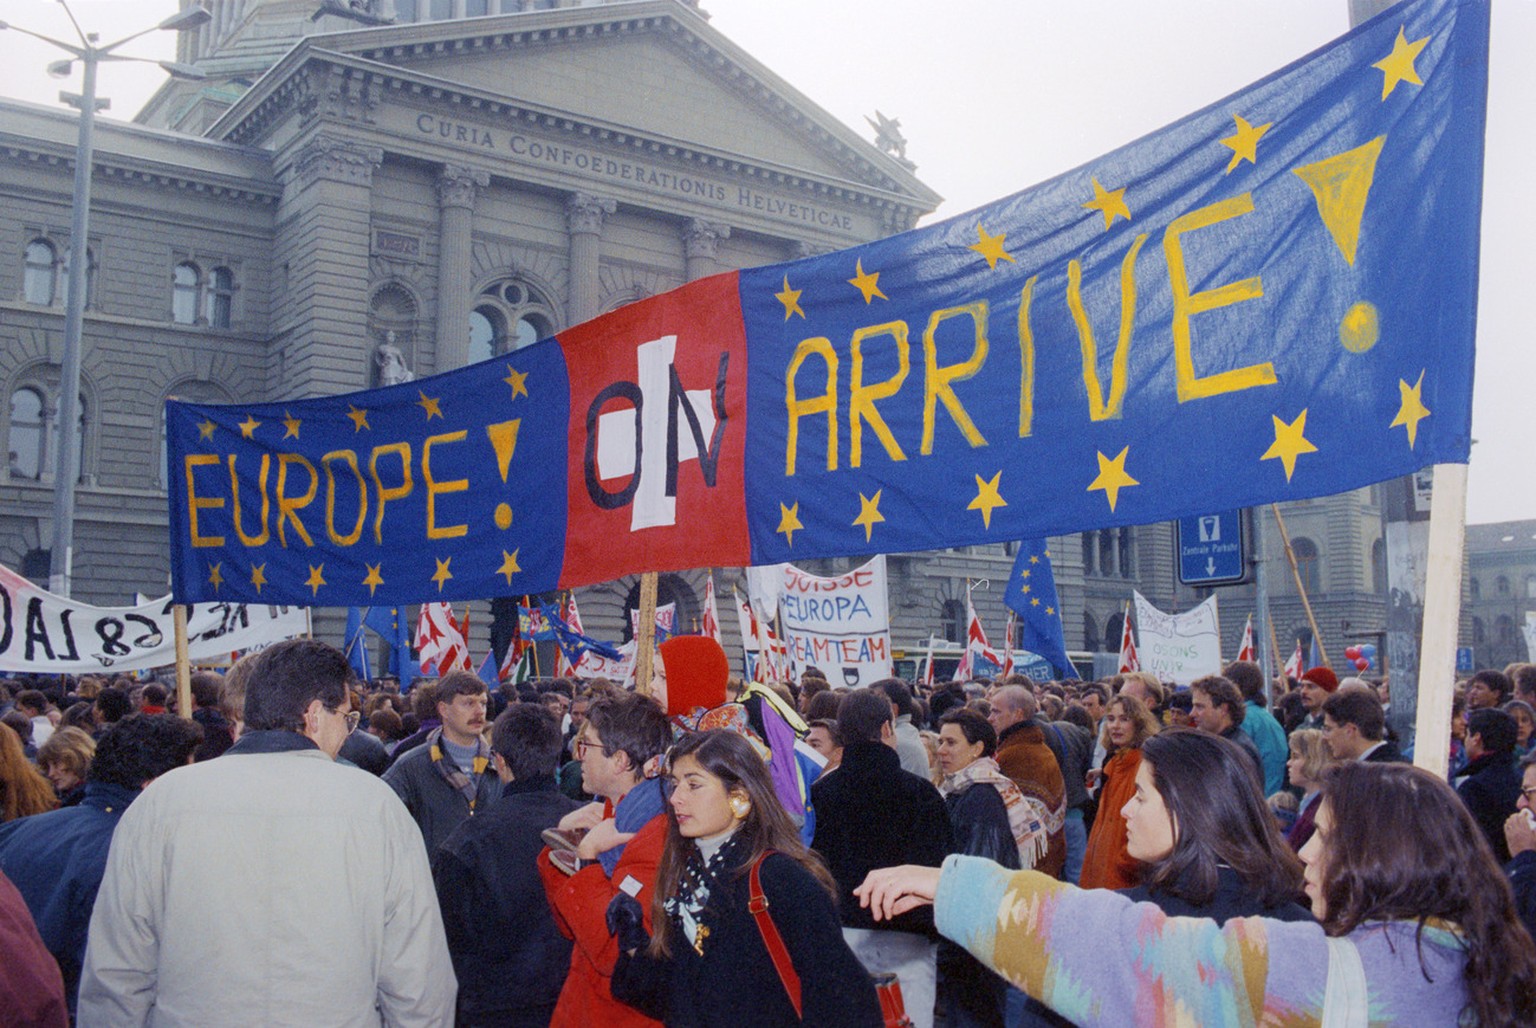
[385,670,499,856]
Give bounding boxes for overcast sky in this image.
[2,0,1529,525]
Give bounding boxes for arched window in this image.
[1470,577,1481,600]
[1473,617,1486,644]
[368,284,419,387]
[1497,616,1515,645]
[942,599,965,644]
[173,262,200,324]
[159,381,234,488]
[1118,527,1134,578]
[1082,612,1101,653]
[1292,537,1321,595]
[1098,528,1115,577]
[1497,576,1511,596]
[1105,612,1126,654]
[7,375,86,483]
[468,278,556,364]
[19,548,50,584]
[1371,538,1387,594]
[205,267,235,328]
[1080,531,1094,570]
[24,239,57,305]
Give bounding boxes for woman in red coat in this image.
[1079,694,1160,890]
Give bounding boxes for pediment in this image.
[216,1,936,209]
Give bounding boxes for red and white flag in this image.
[416,602,469,674]
[955,586,1000,681]
[1237,614,1257,663]
[1000,612,1017,679]
[1283,639,1305,679]
[922,635,936,687]
[701,573,723,647]
[1117,606,1140,673]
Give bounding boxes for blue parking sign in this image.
[1177,511,1247,586]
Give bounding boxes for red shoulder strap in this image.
[749,851,802,1019]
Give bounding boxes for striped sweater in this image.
[934,854,1471,1026]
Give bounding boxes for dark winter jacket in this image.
[1457,750,1522,862]
[810,741,953,936]
[433,775,580,1027]
[1119,863,1314,924]
[383,737,500,857]
[613,852,883,1028]
[940,781,1021,1028]
[0,781,140,1007]
[1508,849,1536,945]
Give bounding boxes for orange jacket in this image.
[539,813,668,1028]
[1079,747,1142,890]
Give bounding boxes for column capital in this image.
[290,133,383,188]
[681,218,731,260]
[566,192,617,235]
[437,164,490,210]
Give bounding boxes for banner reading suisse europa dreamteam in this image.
[166,0,1487,607]
[777,557,893,689]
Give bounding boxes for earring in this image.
[730,796,750,820]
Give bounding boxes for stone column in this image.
[681,218,730,282]
[433,164,489,373]
[275,133,382,397]
[565,192,615,325]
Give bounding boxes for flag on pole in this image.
[1117,605,1140,673]
[1237,614,1257,663]
[476,649,500,688]
[1308,635,1323,671]
[1000,612,1016,679]
[922,635,936,687]
[955,585,1000,682]
[701,572,723,647]
[1003,541,1073,677]
[1284,639,1306,679]
[343,607,371,682]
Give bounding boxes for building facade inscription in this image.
[409,112,861,235]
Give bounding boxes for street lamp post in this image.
[0,3,210,597]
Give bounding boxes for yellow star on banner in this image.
[207,562,223,591]
[1082,177,1132,230]
[853,490,885,542]
[432,557,453,592]
[305,564,326,596]
[1030,597,1041,607]
[775,276,805,320]
[968,223,1015,270]
[1373,26,1429,100]
[362,563,384,597]
[249,563,267,595]
[967,471,1007,529]
[238,415,261,439]
[1087,447,1139,512]
[504,365,529,400]
[347,406,370,432]
[1390,371,1431,449]
[1029,555,1040,564]
[847,259,887,304]
[417,391,443,420]
[281,411,301,439]
[1021,584,1031,594]
[497,550,521,585]
[197,420,216,441]
[1020,568,1031,579]
[1046,606,1055,616]
[1261,410,1320,481]
[1220,114,1272,174]
[778,502,804,547]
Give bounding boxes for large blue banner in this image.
[166,0,1488,607]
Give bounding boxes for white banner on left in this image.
[0,563,307,673]
[1132,590,1222,686]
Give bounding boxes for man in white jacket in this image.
[79,639,456,1026]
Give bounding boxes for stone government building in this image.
[0,0,1494,674]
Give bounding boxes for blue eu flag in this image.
[1004,542,1072,678]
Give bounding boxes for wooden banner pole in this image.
[173,604,193,720]
[635,572,658,697]
[1413,463,1468,778]
[1270,504,1330,667]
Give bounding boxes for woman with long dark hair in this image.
[1079,693,1158,890]
[613,729,881,1026]
[858,762,1536,1027]
[1120,730,1311,922]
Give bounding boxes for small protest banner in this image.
[778,556,892,688]
[1132,591,1222,686]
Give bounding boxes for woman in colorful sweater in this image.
[856,762,1536,1027]
[1078,694,1157,890]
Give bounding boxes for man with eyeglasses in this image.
[1503,753,1536,942]
[79,639,455,1026]
[385,671,500,857]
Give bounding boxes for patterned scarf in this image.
[942,756,1063,870]
[428,727,492,810]
[665,828,749,954]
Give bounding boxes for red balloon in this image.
[1344,645,1362,661]
[1354,657,1370,671]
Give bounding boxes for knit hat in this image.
[1301,666,1339,692]
[657,636,729,717]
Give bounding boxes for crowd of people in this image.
[1,648,1535,1026]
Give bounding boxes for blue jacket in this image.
[1241,702,1289,796]
[0,781,140,1003]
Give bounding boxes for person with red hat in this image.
[1294,667,1339,734]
